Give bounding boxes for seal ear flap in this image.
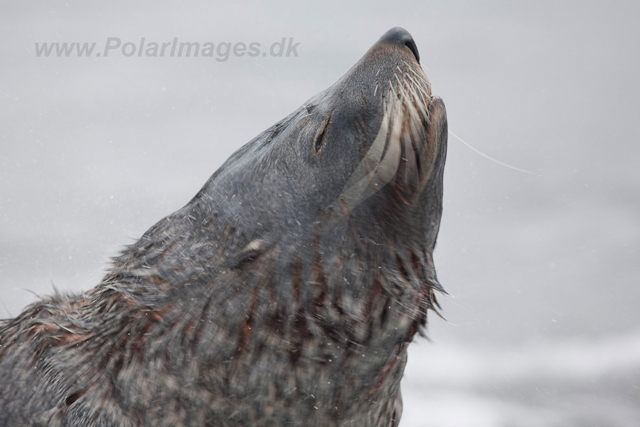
[228,238,275,270]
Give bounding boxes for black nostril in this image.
[403,38,420,64]
[378,27,420,63]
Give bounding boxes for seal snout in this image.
[378,27,420,63]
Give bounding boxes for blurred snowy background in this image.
[1,1,639,426]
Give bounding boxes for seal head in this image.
[190,26,447,289]
[0,27,448,426]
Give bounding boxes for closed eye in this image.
[313,115,331,154]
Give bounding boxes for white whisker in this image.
[330,60,435,216]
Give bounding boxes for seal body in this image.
[0,27,447,426]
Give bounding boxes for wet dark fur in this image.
[0,28,448,426]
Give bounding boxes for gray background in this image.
[1,1,639,425]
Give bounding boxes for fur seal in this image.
[0,27,447,426]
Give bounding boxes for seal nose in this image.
[378,27,420,63]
